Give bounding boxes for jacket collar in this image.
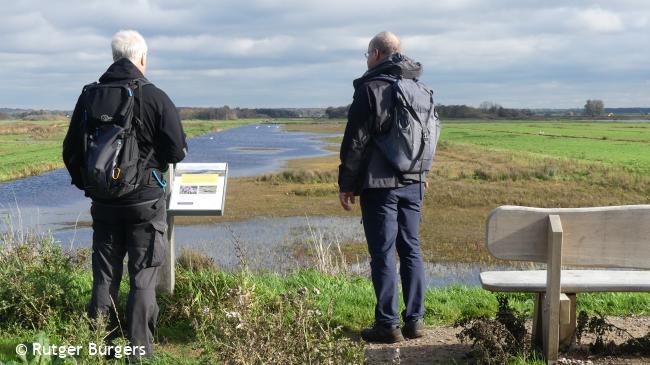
[353,53,423,89]
[98,58,147,83]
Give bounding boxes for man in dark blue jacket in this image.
[63,30,187,358]
[339,31,428,343]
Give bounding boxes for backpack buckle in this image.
[111,167,121,180]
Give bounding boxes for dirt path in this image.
[364,316,650,364]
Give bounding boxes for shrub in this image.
[454,295,531,364]
[0,230,91,330]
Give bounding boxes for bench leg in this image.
[559,293,576,349]
[532,293,576,357]
[544,215,563,364]
[532,292,544,351]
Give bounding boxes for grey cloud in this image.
[0,0,649,109]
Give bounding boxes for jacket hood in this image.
[353,53,423,89]
[98,58,147,83]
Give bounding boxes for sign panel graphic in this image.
[168,163,228,215]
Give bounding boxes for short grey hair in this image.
[369,31,401,57]
[111,30,148,63]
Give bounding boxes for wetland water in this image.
[1,124,508,286]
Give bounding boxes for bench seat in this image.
[480,270,650,293]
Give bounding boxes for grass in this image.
[1,232,649,365]
[443,121,650,174]
[4,118,650,363]
[276,121,650,265]
[0,119,261,182]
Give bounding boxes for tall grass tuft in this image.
[177,248,218,271]
[305,220,349,276]
[257,169,337,184]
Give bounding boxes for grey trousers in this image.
[88,196,168,358]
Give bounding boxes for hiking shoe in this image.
[402,319,425,339]
[361,323,404,343]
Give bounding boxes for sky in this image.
[0,0,648,109]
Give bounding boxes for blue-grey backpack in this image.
[370,76,441,174]
[79,78,154,200]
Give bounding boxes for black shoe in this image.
[361,323,404,343]
[402,319,424,339]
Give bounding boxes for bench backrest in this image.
[486,205,650,269]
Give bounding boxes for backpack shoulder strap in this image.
[82,81,98,92]
[125,78,152,129]
[129,78,152,89]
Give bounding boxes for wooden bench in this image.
[479,205,650,364]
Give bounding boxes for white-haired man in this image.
[63,30,187,358]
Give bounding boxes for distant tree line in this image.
[178,106,315,120]
[324,102,537,120]
[437,103,533,119]
[7,98,642,122]
[325,105,350,119]
[5,109,69,121]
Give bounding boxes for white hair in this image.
[111,30,148,63]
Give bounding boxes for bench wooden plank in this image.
[486,205,650,269]
[480,270,650,292]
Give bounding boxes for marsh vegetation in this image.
[2,118,650,364]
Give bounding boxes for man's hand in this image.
[424,181,429,190]
[339,192,355,211]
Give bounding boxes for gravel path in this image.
[364,316,650,364]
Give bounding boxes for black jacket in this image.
[338,53,425,194]
[63,58,187,204]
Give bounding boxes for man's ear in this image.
[140,53,146,67]
[373,49,381,62]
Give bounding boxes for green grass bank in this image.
[1,233,649,364]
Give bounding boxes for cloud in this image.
[0,0,649,109]
[571,7,625,33]
[149,34,296,57]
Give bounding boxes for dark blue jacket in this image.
[339,53,425,194]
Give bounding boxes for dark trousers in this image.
[89,197,168,357]
[360,183,426,327]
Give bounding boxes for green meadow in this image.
[443,121,650,173]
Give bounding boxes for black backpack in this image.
[370,76,441,174]
[79,79,154,200]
